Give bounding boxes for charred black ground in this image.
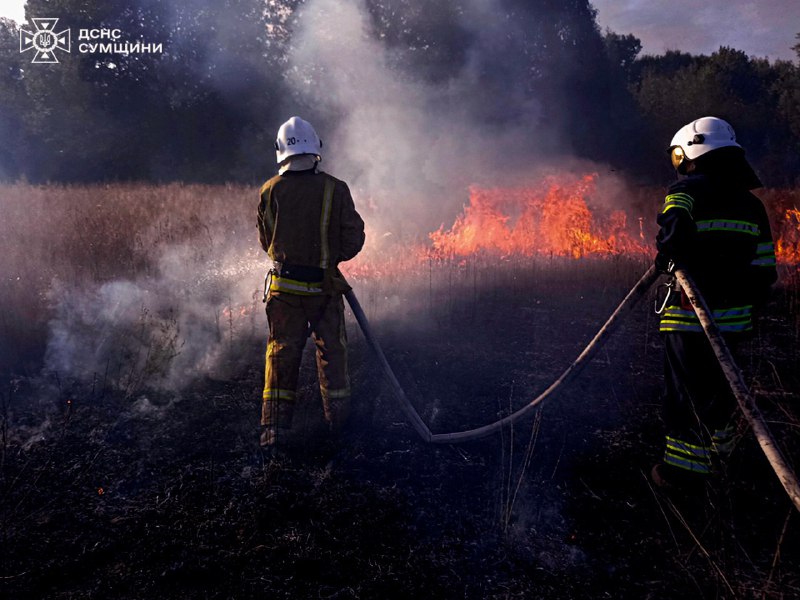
[2,258,799,599]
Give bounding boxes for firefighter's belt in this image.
[273,262,325,283]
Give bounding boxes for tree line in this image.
[1,0,798,186]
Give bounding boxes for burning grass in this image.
[425,174,650,260]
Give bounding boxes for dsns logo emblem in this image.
[20,18,71,64]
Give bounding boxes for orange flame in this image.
[776,207,800,264]
[425,174,648,260]
[342,177,800,284]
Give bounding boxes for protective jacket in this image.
[256,167,365,440]
[656,173,777,333]
[258,169,365,294]
[655,166,776,476]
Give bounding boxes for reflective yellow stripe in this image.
[751,256,776,267]
[712,305,753,316]
[659,322,751,333]
[664,435,712,472]
[260,182,276,257]
[756,242,775,254]
[753,240,776,265]
[666,436,710,457]
[262,388,297,401]
[319,178,334,269]
[696,219,759,236]
[325,387,352,399]
[662,193,694,214]
[261,184,275,232]
[664,453,711,473]
[663,305,751,319]
[270,276,324,295]
[661,304,753,333]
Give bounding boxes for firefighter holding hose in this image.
[652,116,777,489]
[257,116,365,454]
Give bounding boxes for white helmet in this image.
[274,116,322,165]
[669,116,741,171]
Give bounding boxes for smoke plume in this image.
[43,241,264,397]
[27,0,649,398]
[283,0,557,235]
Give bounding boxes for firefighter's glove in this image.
[323,268,352,295]
[655,252,676,274]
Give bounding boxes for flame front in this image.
[776,207,800,264]
[342,176,800,285]
[426,174,648,260]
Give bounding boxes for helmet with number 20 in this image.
[274,116,322,165]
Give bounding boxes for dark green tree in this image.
[364,0,646,169]
[3,3,798,186]
[0,18,31,179]
[8,0,289,182]
[632,47,800,185]
[603,30,642,79]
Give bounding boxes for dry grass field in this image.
[1,182,799,598]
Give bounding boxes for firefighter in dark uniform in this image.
[257,116,365,452]
[652,116,777,487]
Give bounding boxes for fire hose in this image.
[674,269,800,511]
[344,265,659,445]
[344,265,800,512]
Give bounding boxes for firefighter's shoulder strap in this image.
[319,176,335,270]
[308,176,346,335]
[257,179,278,259]
[319,175,351,296]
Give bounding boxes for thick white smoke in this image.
[283,0,561,237]
[44,242,264,397]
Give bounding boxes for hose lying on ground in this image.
[674,269,800,513]
[344,265,659,443]
[346,263,800,510]
[346,265,800,511]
